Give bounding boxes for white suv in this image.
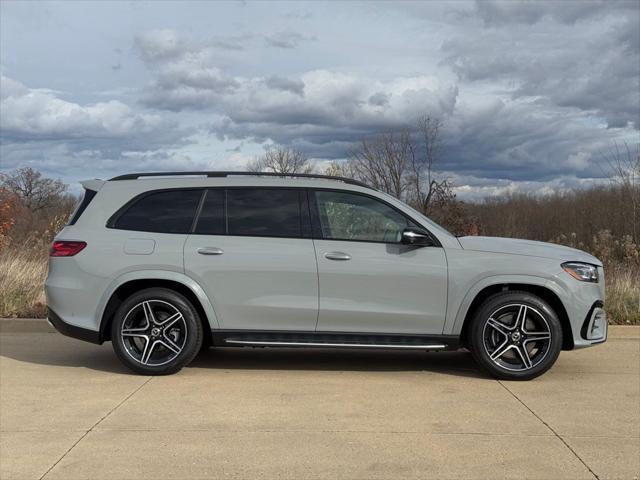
[45,172,607,379]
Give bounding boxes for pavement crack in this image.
[498,380,600,480]
[39,376,153,480]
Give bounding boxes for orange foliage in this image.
[0,188,19,246]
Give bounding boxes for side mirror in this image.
[401,227,434,246]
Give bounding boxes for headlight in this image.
[562,262,599,282]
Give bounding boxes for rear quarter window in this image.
[111,189,203,234]
[68,189,97,225]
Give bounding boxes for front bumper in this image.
[47,308,102,344]
[579,301,608,346]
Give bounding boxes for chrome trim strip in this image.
[224,339,447,349]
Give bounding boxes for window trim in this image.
[106,185,440,245]
[308,188,442,247]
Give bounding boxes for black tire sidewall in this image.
[111,288,203,375]
[469,291,563,380]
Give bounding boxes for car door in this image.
[183,188,319,331]
[311,189,448,335]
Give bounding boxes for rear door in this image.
[183,188,319,331]
[311,189,448,335]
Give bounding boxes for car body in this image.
[45,172,608,378]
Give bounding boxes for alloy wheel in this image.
[482,303,552,372]
[120,299,188,366]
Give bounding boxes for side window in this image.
[113,189,202,234]
[194,189,225,235]
[313,190,417,243]
[227,189,302,238]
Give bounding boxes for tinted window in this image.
[114,189,202,234]
[227,189,302,238]
[194,189,225,235]
[314,191,417,243]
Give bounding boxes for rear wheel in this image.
[468,291,563,380]
[111,288,203,375]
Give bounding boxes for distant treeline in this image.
[461,185,638,249]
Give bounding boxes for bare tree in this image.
[602,141,640,242]
[345,115,455,216]
[324,160,358,179]
[407,116,455,216]
[349,130,411,199]
[0,167,67,212]
[247,145,314,174]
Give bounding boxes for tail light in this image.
[50,241,87,257]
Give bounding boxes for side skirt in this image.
[211,330,459,351]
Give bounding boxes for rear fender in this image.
[96,270,220,330]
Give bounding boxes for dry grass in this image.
[0,244,637,325]
[605,264,640,325]
[0,247,48,318]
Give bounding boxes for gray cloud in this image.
[210,34,253,51]
[264,31,315,49]
[473,0,638,26]
[368,92,391,107]
[442,3,640,129]
[0,75,193,180]
[1,3,637,195]
[134,29,187,63]
[441,97,625,181]
[264,75,305,96]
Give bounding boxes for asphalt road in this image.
[1,322,638,480]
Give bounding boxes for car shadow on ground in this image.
[190,347,486,379]
[0,333,485,378]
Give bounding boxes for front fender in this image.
[95,270,220,332]
[445,274,568,335]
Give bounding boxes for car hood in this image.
[457,236,602,266]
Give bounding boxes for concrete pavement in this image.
[0,322,638,479]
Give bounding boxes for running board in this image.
[211,330,459,351]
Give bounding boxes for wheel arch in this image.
[456,280,574,351]
[97,271,218,345]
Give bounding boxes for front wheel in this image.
[111,288,203,375]
[468,291,563,380]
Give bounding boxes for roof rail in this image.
[109,171,373,190]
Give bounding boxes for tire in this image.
[468,291,563,381]
[111,288,203,375]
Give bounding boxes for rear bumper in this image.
[47,308,102,344]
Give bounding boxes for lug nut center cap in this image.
[511,332,521,342]
[151,328,161,337]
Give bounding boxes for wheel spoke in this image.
[140,339,158,365]
[489,340,512,361]
[515,305,528,331]
[524,331,551,342]
[158,311,182,329]
[122,329,148,339]
[159,336,181,355]
[516,344,533,369]
[486,317,512,336]
[142,301,157,326]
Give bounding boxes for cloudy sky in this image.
[1,0,638,199]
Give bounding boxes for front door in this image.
[311,189,448,335]
[184,188,318,331]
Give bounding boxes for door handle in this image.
[324,251,351,261]
[197,247,224,256]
